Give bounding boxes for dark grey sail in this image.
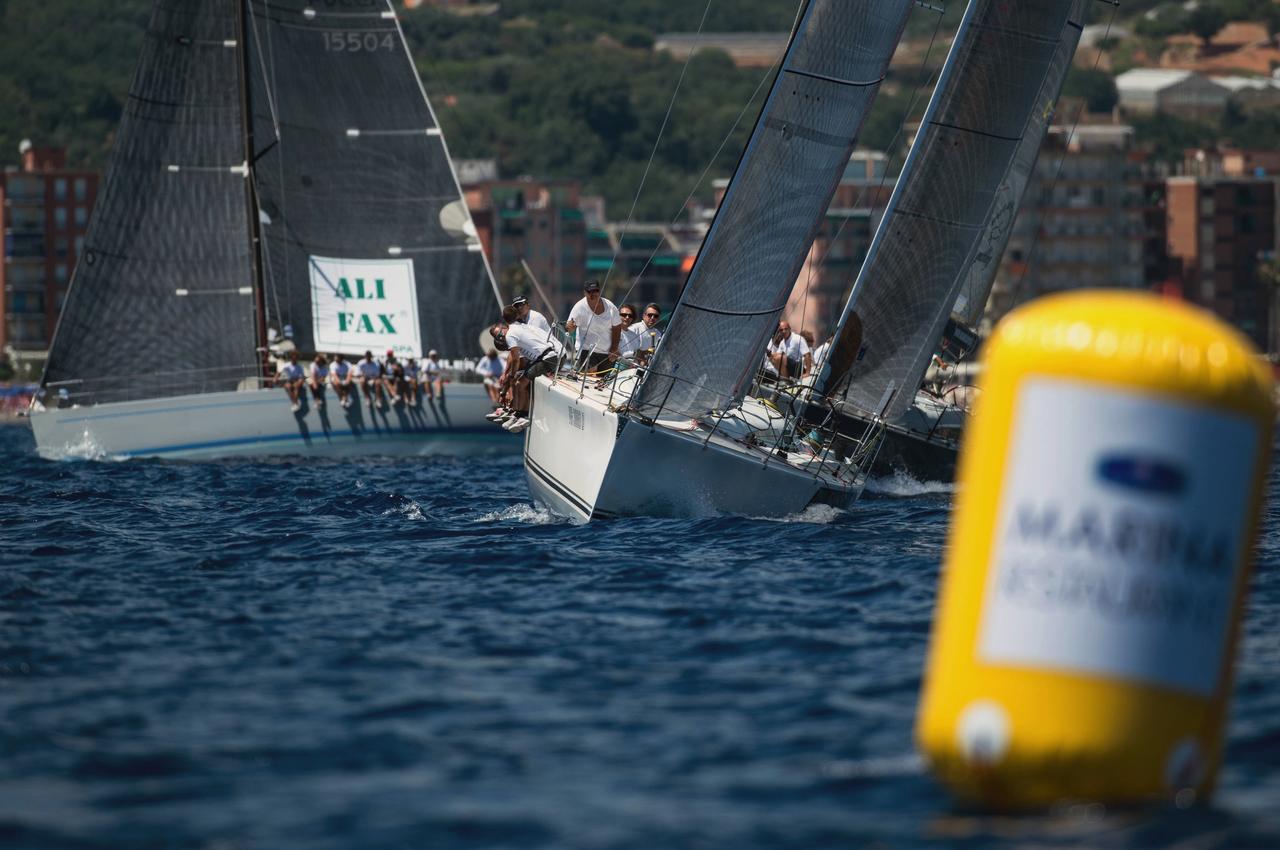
[630,0,914,420]
[42,0,260,404]
[821,0,1082,420]
[951,0,1090,325]
[246,0,499,359]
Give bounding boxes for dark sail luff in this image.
[951,0,1091,326]
[247,0,498,359]
[42,0,260,403]
[821,0,1081,419]
[630,0,914,420]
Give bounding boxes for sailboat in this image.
[522,0,914,521]
[28,0,509,460]
[814,0,1092,481]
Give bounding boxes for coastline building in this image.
[1165,174,1278,349]
[0,142,98,374]
[986,125,1153,327]
[653,33,789,68]
[463,177,588,315]
[1115,69,1229,120]
[587,222,701,313]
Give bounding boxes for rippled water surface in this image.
[2,423,1279,849]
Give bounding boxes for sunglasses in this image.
[620,313,634,319]
[644,312,659,318]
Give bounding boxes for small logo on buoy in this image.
[1097,454,1186,496]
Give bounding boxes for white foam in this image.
[383,499,425,521]
[475,503,560,525]
[865,470,954,497]
[41,430,121,462]
[765,503,845,525]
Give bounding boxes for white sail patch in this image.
[309,256,421,358]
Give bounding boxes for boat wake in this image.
[475,503,563,525]
[866,470,954,498]
[40,430,122,463]
[763,503,847,525]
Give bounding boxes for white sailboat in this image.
[523,0,915,521]
[814,0,1093,481]
[29,0,513,460]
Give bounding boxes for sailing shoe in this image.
[485,408,509,422]
[290,402,301,413]
[503,416,530,433]
[317,398,325,409]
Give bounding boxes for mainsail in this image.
[246,0,499,359]
[951,0,1090,325]
[42,0,260,404]
[821,0,1085,419]
[630,0,914,420]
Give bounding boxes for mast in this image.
[236,0,269,369]
[815,0,1082,419]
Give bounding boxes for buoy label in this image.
[978,378,1258,696]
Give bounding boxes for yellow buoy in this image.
[916,291,1274,808]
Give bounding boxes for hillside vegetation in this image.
[0,1,1272,218]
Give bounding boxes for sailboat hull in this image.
[29,384,516,460]
[524,377,860,522]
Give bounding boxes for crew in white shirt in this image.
[766,320,812,380]
[510,295,552,334]
[811,335,832,374]
[307,354,329,409]
[422,350,444,401]
[486,322,566,433]
[617,304,644,358]
[329,353,354,409]
[565,279,621,371]
[278,350,306,412]
[403,357,421,406]
[475,349,505,406]
[630,303,663,363]
[357,350,386,409]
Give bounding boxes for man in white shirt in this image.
[767,320,812,380]
[329,352,354,409]
[307,354,329,409]
[631,303,663,363]
[357,350,386,409]
[403,357,421,406]
[487,322,566,433]
[510,295,551,334]
[475,349,505,406]
[422,350,444,401]
[278,350,306,412]
[565,279,621,372]
[617,304,644,358]
[811,335,832,375]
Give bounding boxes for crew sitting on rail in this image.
[510,294,552,334]
[487,321,566,434]
[383,350,407,406]
[307,353,329,409]
[403,357,421,406]
[357,350,386,409]
[632,303,663,362]
[811,334,832,375]
[422,350,444,401]
[329,353,354,409]
[767,321,812,380]
[279,350,306,412]
[566,279,621,372]
[476,348,505,407]
[617,304,643,360]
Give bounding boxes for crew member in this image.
[511,295,552,335]
[767,321,812,380]
[329,352,354,409]
[357,350,386,409]
[404,357,420,406]
[422,350,444,401]
[476,348,505,406]
[487,322,565,433]
[565,280,621,372]
[307,353,329,409]
[279,350,306,412]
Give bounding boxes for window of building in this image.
[74,236,84,256]
[54,178,67,201]
[54,207,67,229]
[74,178,87,202]
[74,207,87,227]
[55,236,69,258]
[55,264,68,283]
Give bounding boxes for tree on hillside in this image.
[1062,68,1118,114]
[1187,4,1228,46]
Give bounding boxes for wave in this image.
[475,503,563,525]
[39,429,124,463]
[866,470,954,498]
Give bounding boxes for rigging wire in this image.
[1008,0,1119,314]
[616,0,808,309]
[603,0,716,296]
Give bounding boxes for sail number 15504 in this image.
[322,31,396,52]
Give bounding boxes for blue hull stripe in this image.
[123,427,512,458]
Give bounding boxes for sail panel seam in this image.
[783,67,884,88]
[926,120,1022,143]
[676,301,789,318]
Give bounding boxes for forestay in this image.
[824,0,1081,420]
[42,0,260,404]
[630,0,914,420]
[247,0,499,359]
[951,0,1091,325]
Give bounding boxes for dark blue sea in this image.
[2,422,1279,850]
